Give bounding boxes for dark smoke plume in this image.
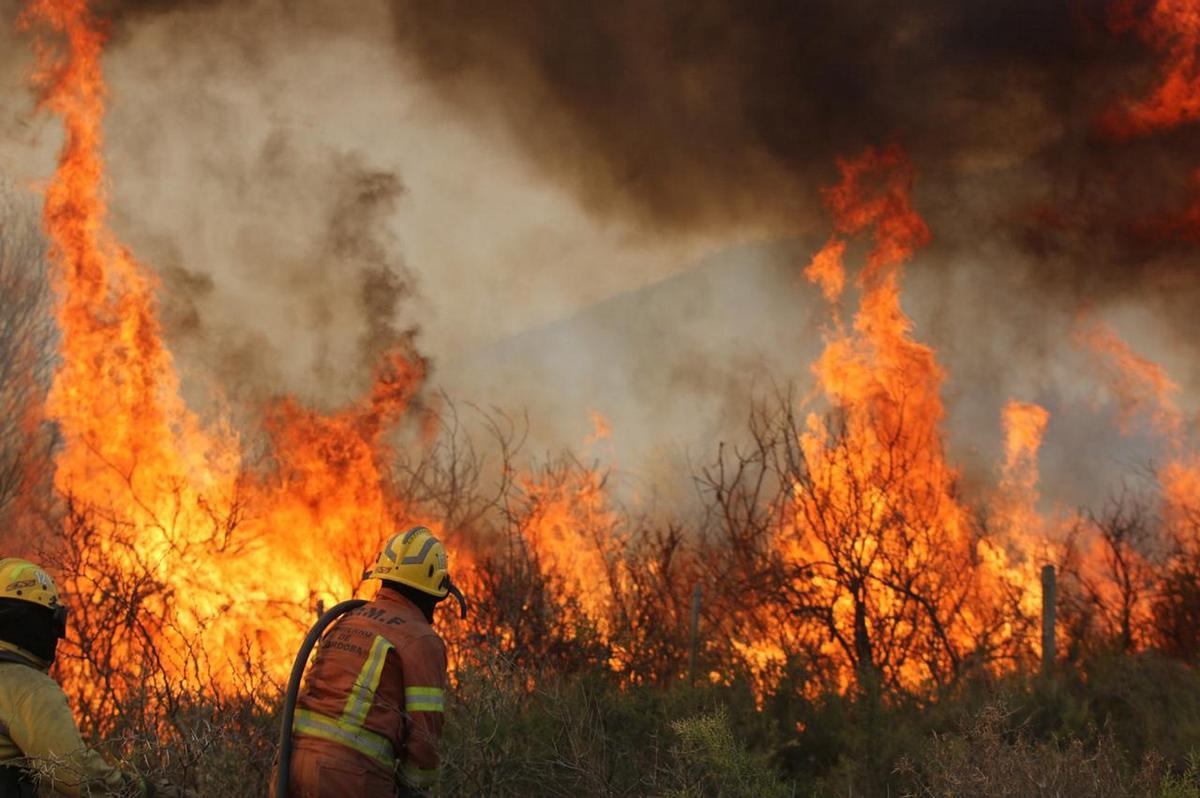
[47,0,1200,306]
[385,1,1115,225]
[382,0,1200,345]
[322,162,421,376]
[390,0,1200,438]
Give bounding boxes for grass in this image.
[56,652,1200,797]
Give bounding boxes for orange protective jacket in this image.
[276,591,448,798]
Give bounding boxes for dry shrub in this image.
[437,653,787,798]
[898,702,1164,798]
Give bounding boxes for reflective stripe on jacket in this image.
[293,590,448,791]
[0,645,140,797]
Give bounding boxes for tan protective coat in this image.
[0,647,136,797]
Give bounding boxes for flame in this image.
[997,400,1051,546]
[1075,315,1200,649]
[1076,315,1181,435]
[19,0,1200,723]
[1082,319,1200,523]
[583,410,612,448]
[1102,0,1200,240]
[727,147,1040,693]
[520,464,622,636]
[1102,0,1200,140]
[19,0,424,716]
[994,401,1055,647]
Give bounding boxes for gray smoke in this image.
[3,0,1198,513]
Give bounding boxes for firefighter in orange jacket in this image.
[275,527,462,797]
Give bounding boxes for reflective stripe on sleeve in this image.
[294,709,395,768]
[404,685,445,713]
[343,636,395,726]
[401,762,440,788]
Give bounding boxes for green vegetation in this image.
[430,655,1200,797]
[121,651,1200,796]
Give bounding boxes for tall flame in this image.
[1077,315,1182,435]
[18,0,1200,726]
[730,147,1039,693]
[997,400,1051,545]
[19,0,424,713]
[1103,0,1200,240]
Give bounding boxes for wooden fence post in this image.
[1041,564,1056,674]
[688,584,702,685]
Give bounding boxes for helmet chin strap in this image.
[446,579,468,619]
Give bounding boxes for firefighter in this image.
[275,526,464,798]
[0,557,159,797]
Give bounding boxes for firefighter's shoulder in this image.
[0,661,66,705]
[0,663,78,737]
[394,626,446,663]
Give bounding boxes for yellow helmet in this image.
[0,558,63,611]
[368,526,450,598]
[0,558,68,645]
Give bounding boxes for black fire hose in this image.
[276,599,366,798]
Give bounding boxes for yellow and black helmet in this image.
[369,526,449,596]
[367,526,467,617]
[0,558,62,611]
[0,558,68,632]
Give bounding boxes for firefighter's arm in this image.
[7,675,142,797]
[399,633,448,792]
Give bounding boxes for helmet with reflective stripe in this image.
[0,558,68,642]
[368,526,450,598]
[0,558,62,611]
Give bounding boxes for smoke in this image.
[388,2,1082,226]
[78,0,1193,265]
[6,0,1200,510]
[0,0,425,415]
[93,0,225,31]
[384,0,1200,427]
[327,168,416,371]
[386,2,1200,271]
[123,142,421,413]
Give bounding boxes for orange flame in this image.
[583,410,612,448]
[997,400,1051,544]
[23,0,1200,720]
[1075,315,1200,650]
[521,464,622,636]
[1102,1,1200,240]
[1102,0,1200,140]
[1076,315,1181,435]
[19,0,425,709]
[1079,315,1200,516]
[729,147,1039,693]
